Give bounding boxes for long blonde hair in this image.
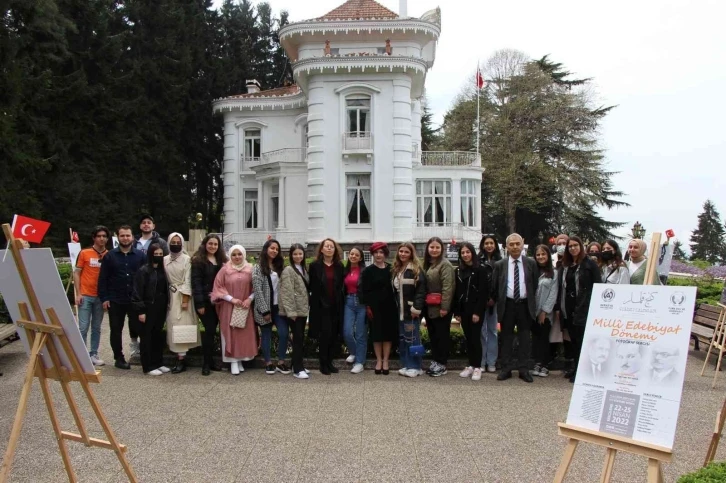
[392,242,421,281]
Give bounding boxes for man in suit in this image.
[494,233,539,383]
[578,337,612,383]
[649,344,680,385]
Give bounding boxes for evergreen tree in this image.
[420,100,441,151]
[672,240,687,261]
[690,200,726,264]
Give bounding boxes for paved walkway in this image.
[0,329,724,482]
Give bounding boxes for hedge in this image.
[678,461,726,482]
[667,276,724,306]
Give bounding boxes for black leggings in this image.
[289,316,307,374]
[199,303,219,366]
[531,318,552,366]
[427,316,451,365]
[460,315,483,368]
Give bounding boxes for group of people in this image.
[73,215,658,383]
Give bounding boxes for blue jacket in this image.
[98,247,147,304]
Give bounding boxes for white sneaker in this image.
[158,366,171,374]
[129,339,140,357]
[346,355,356,363]
[230,362,240,375]
[460,366,474,378]
[472,368,482,381]
[90,355,105,366]
[351,363,364,374]
[304,368,310,374]
[405,369,420,378]
[398,367,408,376]
[487,365,497,373]
[294,370,310,379]
[146,369,162,376]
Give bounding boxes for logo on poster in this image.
[602,289,615,303]
[669,291,687,315]
[620,291,658,314]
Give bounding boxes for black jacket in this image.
[453,265,488,319]
[191,259,222,306]
[307,260,345,338]
[134,231,169,255]
[557,257,602,326]
[131,265,168,315]
[492,256,540,320]
[478,255,498,303]
[393,267,426,320]
[98,247,147,304]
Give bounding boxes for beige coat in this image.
[278,265,310,318]
[424,259,455,319]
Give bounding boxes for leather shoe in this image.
[496,371,512,381]
[202,365,211,376]
[320,366,331,375]
[114,359,131,370]
[519,372,534,383]
[328,364,339,374]
[564,369,575,379]
[171,359,186,374]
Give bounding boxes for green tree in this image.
[690,200,726,264]
[420,100,441,151]
[672,239,687,261]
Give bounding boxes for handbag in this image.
[404,321,426,356]
[172,325,198,344]
[230,306,248,329]
[425,293,442,305]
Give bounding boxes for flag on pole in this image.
[476,68,485,89]
[12,215,51,244]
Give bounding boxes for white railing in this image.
[343,131,372,151]
[261,148,306,164]
[210,231,308,252]
[412,223,481,243]
[420,151,481,167]
[239,155,260,170]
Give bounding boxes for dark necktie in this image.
[513,259,521,300]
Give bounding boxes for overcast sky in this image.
[216,0,725,248]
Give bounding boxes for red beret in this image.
[369,242,389,254]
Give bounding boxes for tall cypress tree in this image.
[690,200,726,264]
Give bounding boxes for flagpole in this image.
[476,60,480,158]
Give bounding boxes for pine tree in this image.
[690,200,726,264]
[672,240,687,261]
[420,101,440,151]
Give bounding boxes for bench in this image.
[0,323,18,347]
[691,304,724,351]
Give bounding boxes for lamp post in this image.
[220,212,226,251]
[632,221,645,239]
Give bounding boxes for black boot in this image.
[171,358,186,374]
[202,364,210,376]
[328,363,339,374]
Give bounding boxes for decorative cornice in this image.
[292,55,428,77]
[280,19,440,41]
[334,82,381,94]
[213,92,307,113]
[234,119,269,128]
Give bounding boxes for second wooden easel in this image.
[0,224,137,482]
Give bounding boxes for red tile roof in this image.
[317,0,398,20]
[225,85,301,99]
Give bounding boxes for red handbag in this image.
[425,293,442,305]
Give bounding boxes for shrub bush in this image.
[678,461,726,482]
[668,276,724,306]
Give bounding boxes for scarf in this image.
[227,245,248,272]
[167,232,186,261]
[630,239,647,264]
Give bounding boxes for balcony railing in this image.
[261,148,306,164]
[420,151,481,167]
[343,131,372,151]
[412,223,481,243]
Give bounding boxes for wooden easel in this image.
[700,304,726,388]
[704,396,726,466]
[0,224,137,482]
[555,233,672,482]
[554,423,671,482]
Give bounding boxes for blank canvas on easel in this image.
[0,248,94,375]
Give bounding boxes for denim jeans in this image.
[343,295,367,365]
[260,306,289,363]
[480,306,498,367]
[398,319,421,370]
[78,295,104,356]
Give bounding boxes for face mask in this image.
[169,244,182,253]
[600,251,615,262]
[589,252,601,259]
[556,245,566,256]
[153,255,164,265]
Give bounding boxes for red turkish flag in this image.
[12,215,51,244]
[476,69,485,89]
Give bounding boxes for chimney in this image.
[399,0,407,18]
[246,79,261,94]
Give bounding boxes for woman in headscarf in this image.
[627,239,651,285]
[211,245,258,375]
[165,232,200,373]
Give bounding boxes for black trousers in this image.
[460,315,483,368]
[199,304,219,366]
[568,322,586,372]
[318,308,339,369]
[138,304,165,373]
[289,316,307,373]
[531,318,552,366]
[427,316,451,365]
[109,302,137,361]
[500,299,533,372]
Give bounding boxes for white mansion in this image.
[213,0,483,249]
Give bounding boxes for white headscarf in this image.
[228,244,248,271]
[167,232,186,261]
